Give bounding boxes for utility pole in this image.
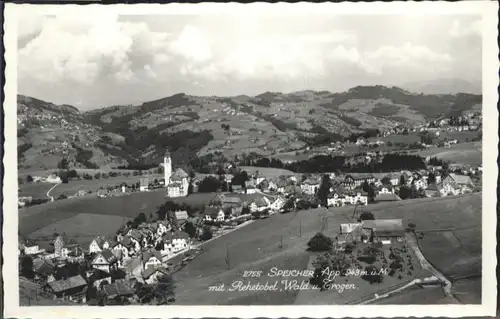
[299,220,302,237]
[225,244,230,269]
[279,235,283,249]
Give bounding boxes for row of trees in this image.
[242,153,427,174]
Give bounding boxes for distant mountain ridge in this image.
[403,78,481,95]
[17,85,482,171]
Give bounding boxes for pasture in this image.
[239,166,299,177]
[27,213,132,247]
[18,182,54,199]
[49,174,164,198]
[173,194,482,305]
[18,191,219,236]
[417,142,482,165]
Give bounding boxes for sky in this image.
[17,9,482,110]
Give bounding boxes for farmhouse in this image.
[343,174,376,189]
[424,184,441,198]
[102,279,135,300]
[300,177,320,195]
[89,269,112,290]
[139,178,149,192]
[143,266,169,285]
[141,250,163,270]
[338,223,366,244]
[89,236,111,254]
[46,275,87,301]
[442,174,475,194]
[33,258,55,280]
[245,180,258,194]
[92,250,118,273]
[205,207,225,222]
[362,219,404,244]
[374,193,401,203]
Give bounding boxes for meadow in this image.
[18,191,218,236]
[27,213,132,247]
[416,142,482,166]
[173,193,481,305]
[18,182,54,199]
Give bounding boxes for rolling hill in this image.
[17,85,482,172]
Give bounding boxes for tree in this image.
[154,274,176,305]
[199,226,213,241]
[184,220,198,238]
[61,176,69,184]
[20,255,34,279]
[399,175,406,186]
[367,186,376,203]
[427,172,436,184]
[399,186,411,200]
[26,175,34,183]
[317,174,332,207]
[94,173,101,180]
[57,158,69,169]
[134,213,147,226]
[381,176,391,185]
[307,232,333,252]
[198,176,221,193]
[358,211,375,222]
[58,194,67,200]
[362,180,371,193]
[361,265,384,284]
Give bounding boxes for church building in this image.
[163,150,190,198]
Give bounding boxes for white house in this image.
[46,174,62,184]
[300,177,320,195]
[269,197,285,211]
[249,197,271,213]
[155,221,171,237]
[139,178,149,192]
[167,168,189,198]
[92,250,118,273]
[23,244,44,255]
[327,193,346,207]
[89,237,110,254]
[345,192,368,206]
[205,207,225,222]
[143,266,169,285]
[142,250,163,270]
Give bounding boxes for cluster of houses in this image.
[19,215,192,304]
[234,167,479,207]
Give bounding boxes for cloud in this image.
[450,19,482,38]
[17,13,479,108]
[18,11,172,86]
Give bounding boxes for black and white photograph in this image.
[2,2,498,318]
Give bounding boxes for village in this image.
[18,146,481,305]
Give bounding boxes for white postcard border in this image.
[3,1,498,318]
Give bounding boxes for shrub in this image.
[357,255,377,264]
[307,232,333,252]
[58,194,68,200]
[361,266,384,284]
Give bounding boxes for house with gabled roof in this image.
[249,196,271,213]
[204,207,225,223]
[374,193,401,203]
[362,219,404,244]
[102,279,135,300]
[143,266,169,285]
[33,257,55,279]
[92,250,118,273]
[245,179,258,194]
[89,236,111,254]
[141,250,163,270]
[442,174,475,194]
[424,183,441,198]
[167,168,189,197]
[46,275,87,300]
[300,177,320,195]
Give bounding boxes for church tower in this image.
[164,149,172,187]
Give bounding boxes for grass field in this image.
[173,194,481,305]
[27,213,132,247]
[416,142,482,166]
[18,182,54,199]
[48,174,164,198]
[239,166,299,177]
[371,285,458,305]
[19,191,218,236]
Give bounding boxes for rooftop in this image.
[47,275,87,293]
